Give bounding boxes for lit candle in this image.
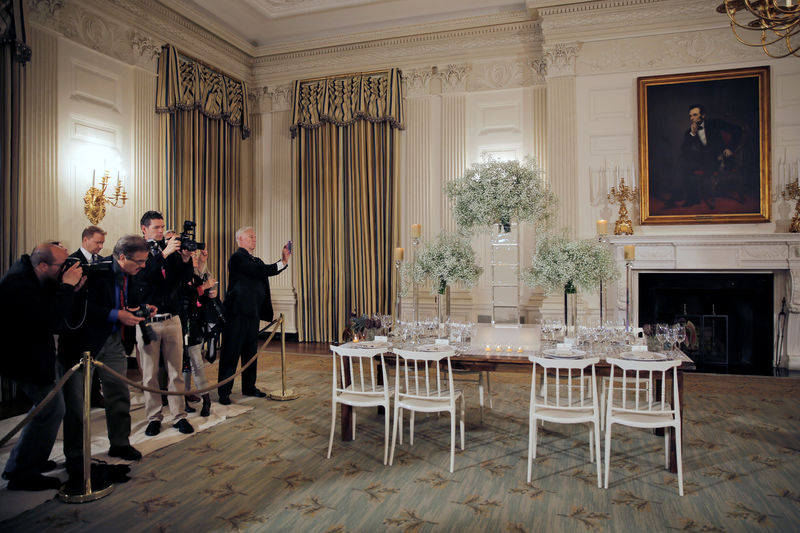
[92,169,96,188]
[353,336,359,343]
[485,344,491,352]
[394,247,404,261]
[517,346,524,353]
[506,345,513,352]
[411,224,421,238]
[624,244,635,261]
[596,219,608,235]
[495,345,501,352]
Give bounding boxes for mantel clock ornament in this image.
[84,170,127,225]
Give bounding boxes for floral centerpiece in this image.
[408,233,483,294]
[343,313,383,341]
[445,157,558,234]
[522,232,619,293]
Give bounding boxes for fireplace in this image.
[638,273,773,375]
[605,234,800,373]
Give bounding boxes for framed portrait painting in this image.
[638,66,770,225]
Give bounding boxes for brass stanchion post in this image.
[269,314,299,400]
[59,351,114,503]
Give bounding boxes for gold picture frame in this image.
[638,66,770,225]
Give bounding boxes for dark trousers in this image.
[217,316,259,398]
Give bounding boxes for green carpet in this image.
[2,354,799,532]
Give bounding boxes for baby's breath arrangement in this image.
[445,157,557,235]
[409,233,483,294]
[522,232,619,294]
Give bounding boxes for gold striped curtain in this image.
[292,70,404,342]
[155,44,250,293]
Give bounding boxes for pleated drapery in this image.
[1,0,30,275]
[292,69,404,342]
[156,44,249,292]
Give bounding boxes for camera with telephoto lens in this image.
[132,306,157,345]
[83,259,113,275]
[179,220,205,252]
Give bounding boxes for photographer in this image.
[59,235,150,480]
[0,243,83,491]
[179,249,217,417]
[131,211,195,436]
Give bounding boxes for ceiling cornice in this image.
[161,0,258,54]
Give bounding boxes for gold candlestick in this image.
[607,176,638,235]
[83,170,127,224]
[782,179,800,233]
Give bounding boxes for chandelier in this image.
[84,170,127,224]
[717,1,800,58]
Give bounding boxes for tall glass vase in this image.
[437,281,450,338]
[564,281,578,339]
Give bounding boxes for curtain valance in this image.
[290,68,404,138]
[156,44,250,140]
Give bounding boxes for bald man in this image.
[0,243,84,491]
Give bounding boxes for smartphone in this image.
[287,240,293,253]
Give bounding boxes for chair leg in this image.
[675,424,684,496]
[478,374,485,424]
[588,427,594,463]
[593,419,602,488]
[450,408,456,473]
[604,421,613,489]
[527,416,535,484]
[352,410,357,440]
[383,402,390,465]
[664,427,669,468]
[399,407,403,445]
[327,401,337,459]
[410,411,415,446]
[459,394,465,450]
[389,403,400,466]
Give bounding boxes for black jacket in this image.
[59,258,136,367]
[225,247,283,321]
[130,243,193,315]
[0,255,76,385]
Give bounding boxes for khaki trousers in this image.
[136,316,186,423]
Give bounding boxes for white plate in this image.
[415,344,452,352]
[619,351,668,361]
[347,341,390,349]
[542,348,586,359]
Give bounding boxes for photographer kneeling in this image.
[59,235,151,485]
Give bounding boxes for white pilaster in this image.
[132,68,158,217]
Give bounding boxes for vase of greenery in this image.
[410,233,483,335]
[445,157,557,236]
[522,232,619,337]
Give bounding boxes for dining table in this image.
[336,340,695,474]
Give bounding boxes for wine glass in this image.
[672,323,686,352]
[655,323,669,351]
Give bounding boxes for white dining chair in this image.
[389,346,465,473]
[603,357,684,495]
[527,356,602,486]
[327,345,392,465]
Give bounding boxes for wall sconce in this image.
[84,170,127,224]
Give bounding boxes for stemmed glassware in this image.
[655,323,669,351]
[672,323,686,352]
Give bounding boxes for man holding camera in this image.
[133,211,195,436]
[217,227,290,404]
[59,235,151,478]
[0,243,83,490]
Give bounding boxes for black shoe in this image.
[186,394,200,403]
[173,419,194,434]
[200,394,211,417]
[145,420,161,436]
[6,473,62,491]
[39,460,58,473]
[185,403,196,413]
[218,396,231,405]
[243,388,266,398]
[108,445,142,461]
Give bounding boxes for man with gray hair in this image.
[59,235,151,485]
[217,226,290,404]
[0,242,83,490]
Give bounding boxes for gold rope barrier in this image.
[1,315,294,504]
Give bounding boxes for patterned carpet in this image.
[1,352,799,532]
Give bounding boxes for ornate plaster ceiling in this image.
[162,0,527,49]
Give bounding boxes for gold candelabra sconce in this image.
[783,179,800,233]
[607,176,638,235]
[84,170,127,225]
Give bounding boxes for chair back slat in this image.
[392,348,456,401]
[606,357,681,415]
[329,345,389,397]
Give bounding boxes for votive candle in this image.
[485,344,491,352]
[596,219,608,235]
[624,244,635,261]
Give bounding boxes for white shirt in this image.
[79,246,96,263]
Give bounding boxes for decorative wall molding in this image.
[252,20,541,85]
[403,67,435,98]
[130,30,162,67]
[469,59,530,91]
[542,42,581,78]
[440,63,470,94]
[28,0,64,16]
[248,86,271,114]
[269,84,294,112]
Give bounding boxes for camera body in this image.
[132,306,157,345]
[179,220,205,252]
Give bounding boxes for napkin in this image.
[555,343,573,355]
